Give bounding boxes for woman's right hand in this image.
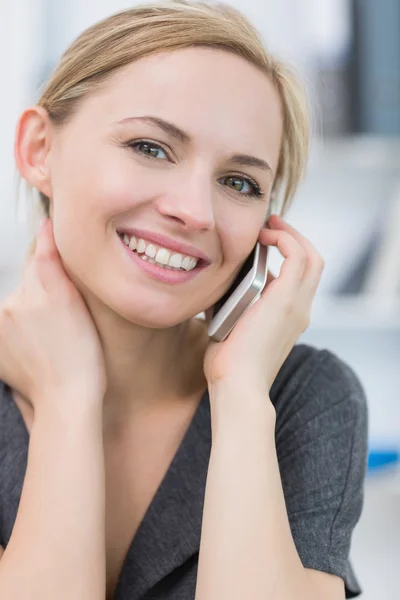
[0,218,107,415]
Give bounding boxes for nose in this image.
[154,170,216,231]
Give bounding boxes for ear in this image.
[14,106,53,199]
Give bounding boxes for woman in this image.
[0,1,368,599]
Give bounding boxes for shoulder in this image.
[271,344,369,509]
[271,345,368,598]
[271,343,368,426]
[271,343,368,478]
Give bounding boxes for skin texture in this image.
[14,47,283,432]
[0,46,346,599]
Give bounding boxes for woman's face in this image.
[45,47,283,327]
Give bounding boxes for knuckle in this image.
[280,230,295,248]
[298,249,308,268]
[0,302,15,326]
[4,306,13,320]
[284,305,310,333]
[281,296,296,315]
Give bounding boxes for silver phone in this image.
[207,241,269,342]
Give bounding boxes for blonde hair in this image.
[24,0,310,255]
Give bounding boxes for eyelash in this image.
[125,139,265,199]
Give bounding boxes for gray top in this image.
[0,343,368,599]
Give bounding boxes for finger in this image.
[259,228,308,294]
[268,216,324,280]
[21,221,47,279]
[28,219,63,293]
[268,217,324,327]
[265,216,324,300]
[34,218,58,260]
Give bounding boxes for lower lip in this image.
[118,236,206,284]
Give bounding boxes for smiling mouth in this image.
[117,231,207,271]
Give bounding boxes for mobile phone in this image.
[207,241,269,342]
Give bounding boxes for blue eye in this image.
[221,175,264,199]
[129,140,168,160]
[127,140,265,199]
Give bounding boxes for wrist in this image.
[209,380,276,435]
[33,388,103,428]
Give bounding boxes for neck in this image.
[83,294,209,435]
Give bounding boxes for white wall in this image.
[0,0,45,209]
[0,0,45,290]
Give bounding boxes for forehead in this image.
[74,47,283,164]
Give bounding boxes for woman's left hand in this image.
[202,214,325,398]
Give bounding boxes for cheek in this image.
[218,215,261,267]
[51,149,150,235]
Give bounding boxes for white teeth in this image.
[155,248,170,265]
[137,238,146,253]
[144,244,157,258]
[119,232,200,271]
[182,256,196,271]
[169,253,183,268]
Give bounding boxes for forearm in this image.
[195,385,312,600]
[0,398,106,600]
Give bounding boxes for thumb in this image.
[30,218,65,293]
[35,218,57,259]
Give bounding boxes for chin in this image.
[91,288,195,329]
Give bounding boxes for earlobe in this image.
[14,106,53,198]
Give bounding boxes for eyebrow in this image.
[115,115,273,174]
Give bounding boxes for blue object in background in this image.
[367,448,399,473]
[352,0,400,135]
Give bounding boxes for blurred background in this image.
[1,0,399,597]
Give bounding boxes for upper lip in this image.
[116,227,212,265]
